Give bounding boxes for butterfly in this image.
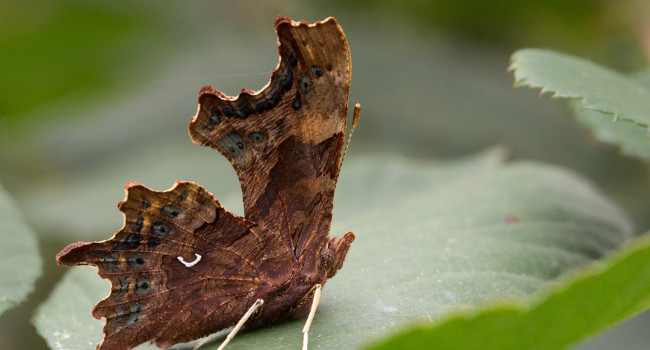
[56,14,360,350]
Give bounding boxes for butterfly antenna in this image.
[337,103,361,179]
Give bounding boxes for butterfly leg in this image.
[205,299,264,350]
[301,284,322,350]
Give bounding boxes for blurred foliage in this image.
[0,183,41,316]
[0,2,139,122]
[365,233,650,350]
[512,49,650,160]
[332,0,649,71]
[512,49,650,127]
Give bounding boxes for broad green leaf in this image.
[334,147,508,221]
[35,160,631,349]
[510,49,650,128]
[33,268,109,350]
[0,183,41,316]
[575,108,650,162]
[363,232,650,350]
[573,70,650,161]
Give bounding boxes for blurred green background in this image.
[1,0,649,349]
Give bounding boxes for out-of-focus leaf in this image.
[510,49,650,128]
[572,69,650,161]
[0,183,41,316]
[0,2,143,120]
[364,233,650,350]
[575,108,650,162]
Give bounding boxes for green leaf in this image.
[0,183,41,316]
[363,232,650,350]
[572,70,650,161]
[33,268,108,350]
[0,2,152,121]
[34,159,631,349]
[333,147,508,221]
[575,107,650,162]
[510,49,650,128]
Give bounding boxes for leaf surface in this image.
[34,159,631,349]
[0,183,41,316]
[511,49,650,128]
[364,233,650,350]
[510,49,650,161]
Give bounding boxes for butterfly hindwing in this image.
[57,181,292,349]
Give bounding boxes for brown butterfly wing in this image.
[57,15,356,350]
[188,16,351,270]
[57,182,292,350]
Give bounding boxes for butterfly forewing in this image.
[189,17,351,260]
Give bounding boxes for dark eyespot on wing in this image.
[292,93,301,110]
[127,254,146,269]
[248,132,265,143]
[210,107,221,124]
[161,205,181,219]
[236,99,255,118]
[254,100,272,114]
[91,251,120,271]
[132,213,144,233]
[287,44,298,67]
[135,276,151,296]
[147,238,160,247]
[268,92,281,107]
[205,107,222,130]
[311,65,323,78]
[254,91,282,113]
[114,303,145,328]
[218,132,247,158]
[299,74,311,93]
[221,105,234,117]
[279,69,294,92]
[151,222,170,237]
[115,233,142,250]
[117,276,129,298]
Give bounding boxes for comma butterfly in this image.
[57,15,360,350]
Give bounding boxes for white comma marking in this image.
[177,253,202,267]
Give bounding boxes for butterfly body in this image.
[57,15,356,350]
